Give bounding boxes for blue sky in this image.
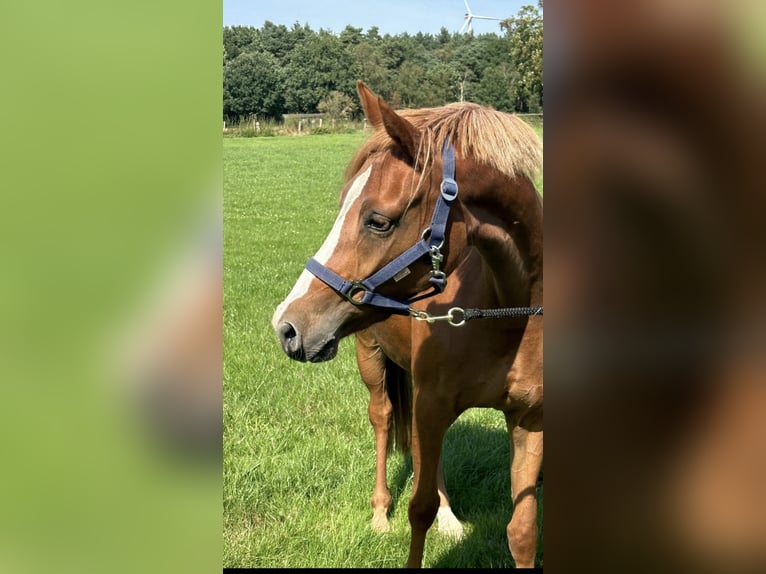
[223,0,535,36]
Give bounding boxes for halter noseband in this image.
[305,138,459,316]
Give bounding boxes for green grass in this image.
[223,132,543,568]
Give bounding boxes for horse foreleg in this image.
[405,394,456,568]
[356,335,393,533]
[368,383,393,532]
[506,417,543,568]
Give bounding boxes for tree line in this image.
[223,2,542,123]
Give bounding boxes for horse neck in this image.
[460,173,543,308]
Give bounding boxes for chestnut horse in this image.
[272,82,543,568]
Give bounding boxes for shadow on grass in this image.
[383,417,543,569]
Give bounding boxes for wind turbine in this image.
[460,0,503,34]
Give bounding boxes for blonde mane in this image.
[345,102,542,185]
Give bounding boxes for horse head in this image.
[271,82,470,362]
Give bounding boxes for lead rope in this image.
[411,305,543,327]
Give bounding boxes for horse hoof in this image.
[437,507,465,540]
[371,513,391,533]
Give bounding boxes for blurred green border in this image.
[0,3,223,573]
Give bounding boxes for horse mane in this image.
[345,102,542,184]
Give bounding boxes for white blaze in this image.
[272,165,372,329]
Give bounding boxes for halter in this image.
[305,138,459,316]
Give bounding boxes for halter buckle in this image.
[440,178,458,201]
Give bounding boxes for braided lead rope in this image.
[463,306,543,321]
[411,306,543,327]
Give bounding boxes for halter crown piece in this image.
[305,138,458,316]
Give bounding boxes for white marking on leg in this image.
[272,165,373,329]
[437,506,465,540]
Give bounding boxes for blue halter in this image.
[305,138,459,316]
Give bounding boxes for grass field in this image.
[223,131,543,568]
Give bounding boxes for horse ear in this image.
[377,96,420,162]
[357,81,383,128]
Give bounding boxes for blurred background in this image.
[0,1,764,573]
[544,0,766,572]
[0,2,222,573]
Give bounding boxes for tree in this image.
[258,21,293,62]
[501,3,543,112]
[395,60,427,108]
[365,26,381,44]
[317,91,357,121]
[221,17,540,120]
[437,27,453,46]
[474,62,517,110]
[223,51,284,121]
[282,30,356,113]
[424,63,457,106]
[222,26,260,62]
[339,25,363,47]
[350,42,391,100]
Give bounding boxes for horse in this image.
[271,81,543,568]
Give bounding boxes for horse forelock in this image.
[345,103,542,187]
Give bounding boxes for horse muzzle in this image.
[276,321,339,363]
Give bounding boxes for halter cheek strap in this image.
[305,138,459,316]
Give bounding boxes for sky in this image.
[223,0,534,37]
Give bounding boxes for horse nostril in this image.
[278,321,296,345]
[277,322,304,360]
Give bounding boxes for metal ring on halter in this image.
[421,227,444,250]
[345,281,369,306]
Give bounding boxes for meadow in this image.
[223,131,543,568]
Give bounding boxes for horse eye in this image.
[366,213,393,233]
